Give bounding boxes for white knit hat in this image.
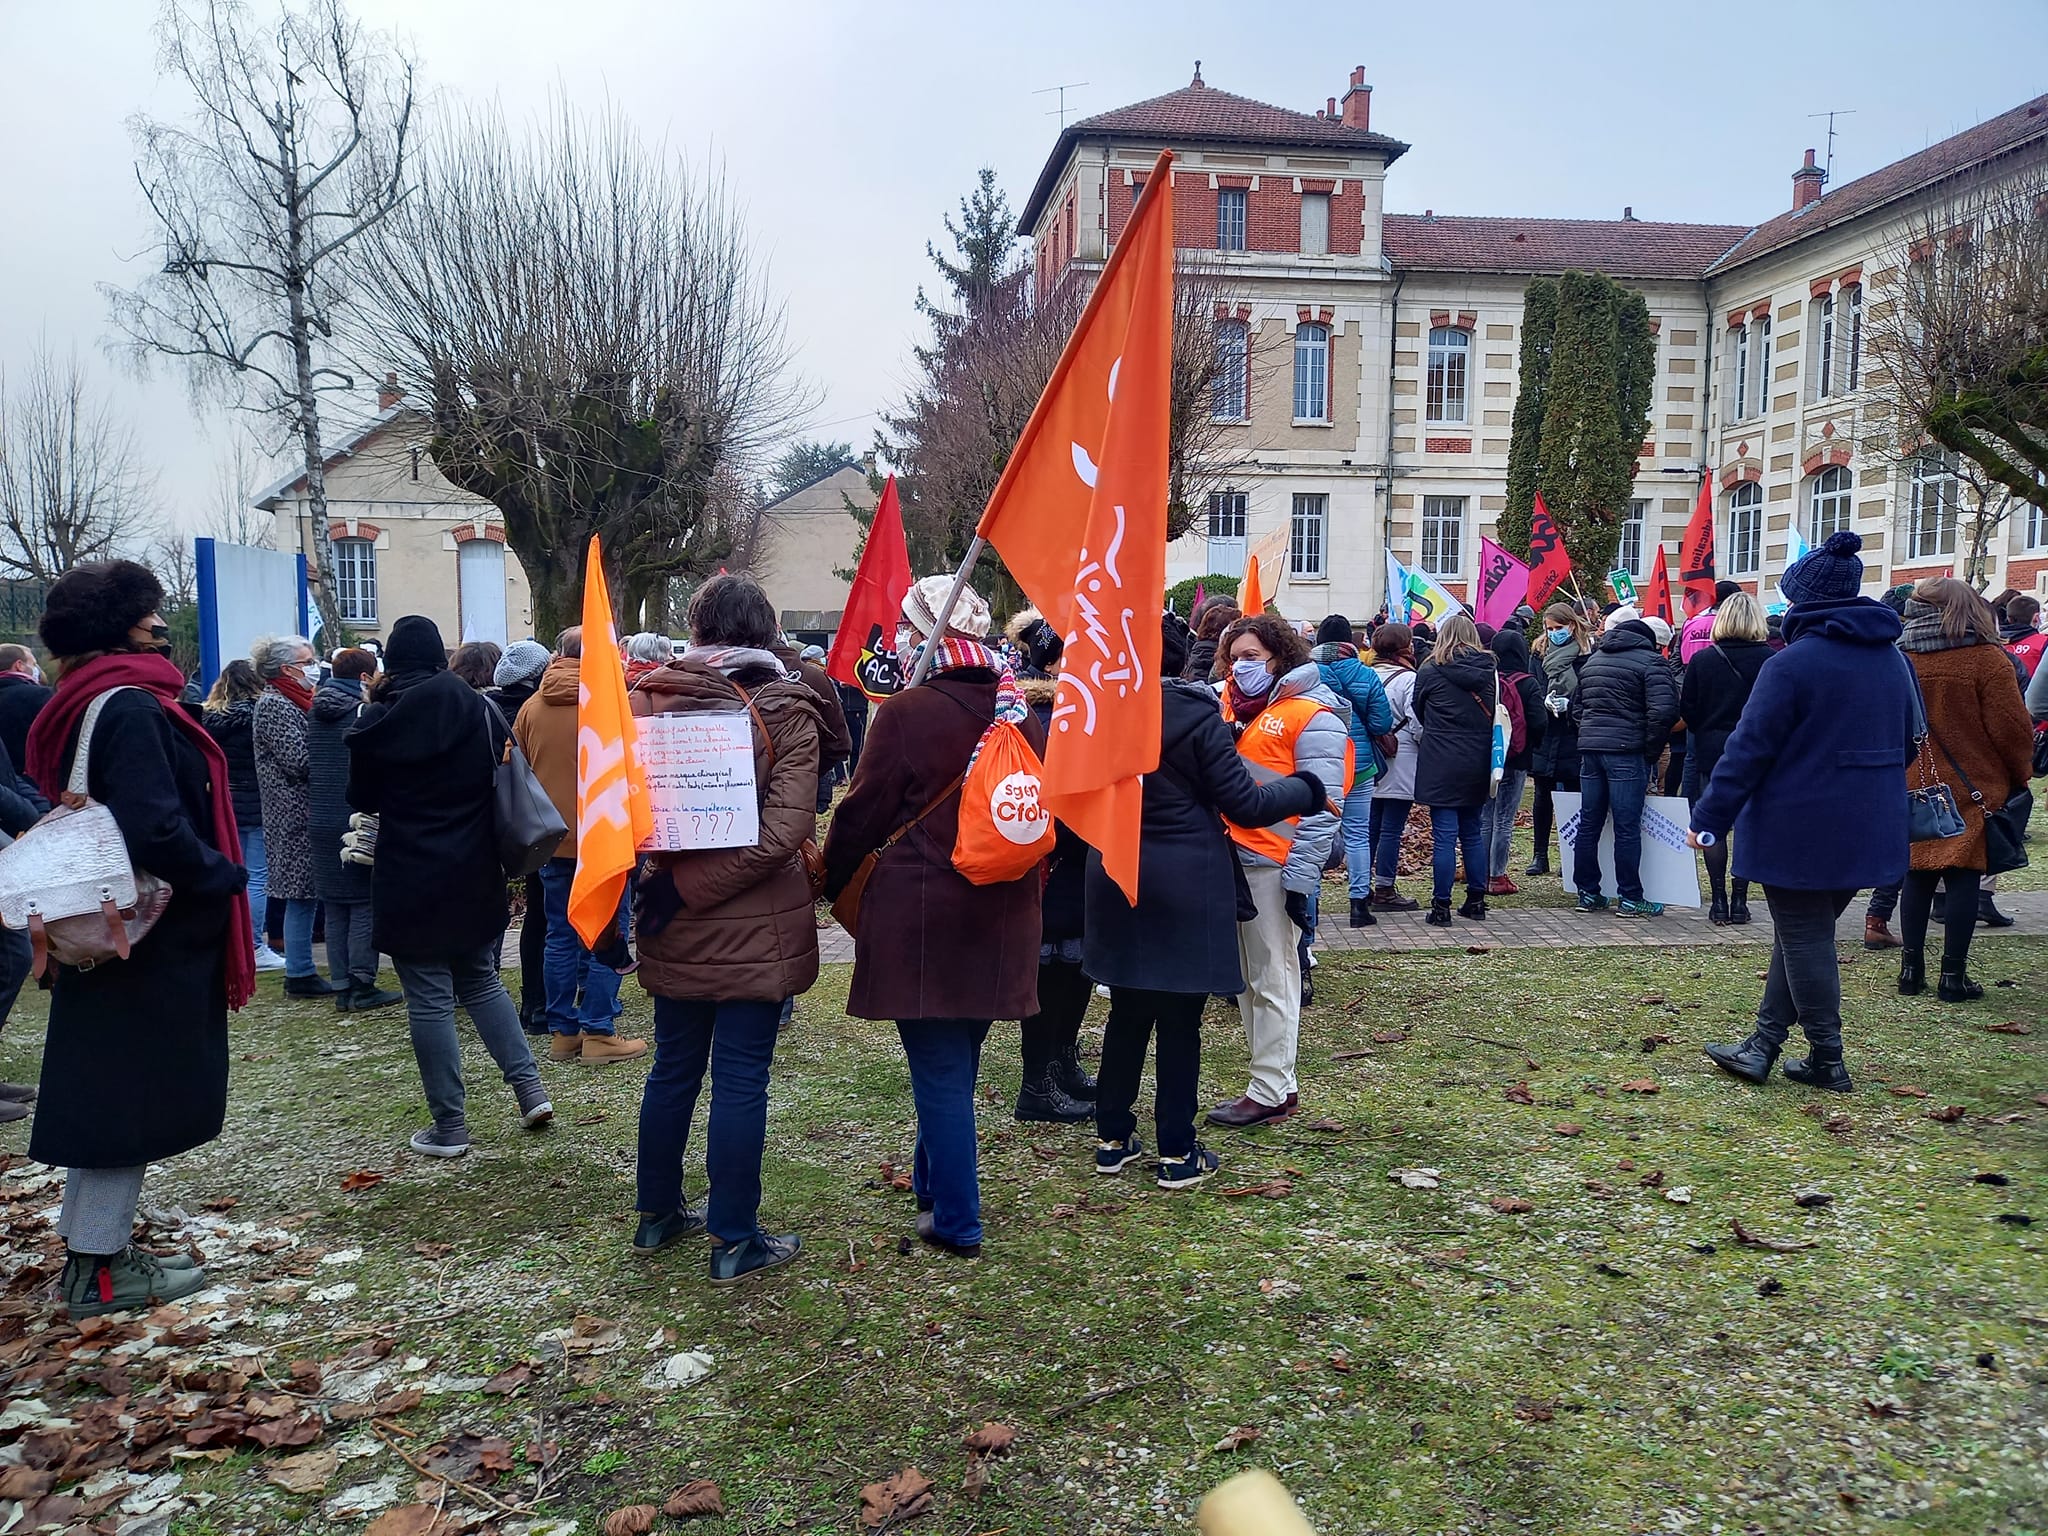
[901,574,993,642]
[1604,604,1643,632]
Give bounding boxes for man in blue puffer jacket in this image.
[1312,615,1393,929]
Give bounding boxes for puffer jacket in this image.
[1228,661,1347,897]
[1571,622,1679,757]
[1370,662,1422,800]
[630,654,823,1002]
[204,698,263,830]
[1311,644,1393,783]
[1412,648,1500,809]
[306,675,372,904]
[513,657,581,860]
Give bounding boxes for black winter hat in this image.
[1315,613,1353,645]
[39,559,164,658]
[1160,610,1191,680]
[384,615,449,673]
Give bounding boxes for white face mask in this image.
[893,625,923,671]
[1231,657,1275,697]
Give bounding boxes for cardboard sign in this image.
[636,713,759,851]
[1607,570,1639,606]
[1551,791,1702,908]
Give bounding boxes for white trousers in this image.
[1235,861,1301,1107]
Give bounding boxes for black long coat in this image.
[0,675,52,775]
[1022,676,1086,946]
[1677,639,1772,789]
[1412,650,1501,809]
[1082,681,1314,997]
[346,669,507,960]
[307,676,372,905]
[31,690,247,1169]
[203,699,263,831]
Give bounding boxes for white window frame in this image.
[1908,452,1959,560]
[1289,493,1328,579]
[1752,313,1773,417]
[1844,284,1863,391]
[1212,320,1249,421]
[333,537,378,625]
[1618,499,1648,578]
[1293,322,1330,423]
[1809,465,1855,545]
[1419,495,1465,578]
[1216,188,1247,253]
[1207,489,1248,539]
[1732,322,1750,423]
[1815,292,1834,399]
[1727,483,1762,576]
[1300,192,1330,257]
[2025,494,2047,552]
[1425,327,1471,426]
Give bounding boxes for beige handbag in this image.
[0,688,171,977]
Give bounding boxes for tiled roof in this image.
[1019,77,1408,230]
[1382,215,1749,279]
[1709,93,2048,275]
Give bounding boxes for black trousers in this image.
[1753,886,1856,1053]
[1095,988,1205,1159]
[1019,957,1092,1077]
[1900,868,1981,971]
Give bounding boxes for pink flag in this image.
[1476,537,1532,629]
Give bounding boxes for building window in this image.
[1732,322,1749,423]
[1815,292,1834,399]
[1907,451,1959,560]
[409,445,422,482]
[1293,322,1329,422]
[1752,313,1772,417]
[1618,499,1648,578]
[1728,483,1762,575]
[1844,283,1862,391]
[1300,193,1330,257]
[1419,495,1465,577]
[1216,188,1246,253]
[1425,327,1470,426]
[1208,490,1247,539]
[1809,464,1855,545]
[2026,494,2047,552]
[333,537,377,624]
[1290,493,1327,579]
[1212,320,1248,420]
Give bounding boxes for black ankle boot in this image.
[1937,969,1984,1003]
[1702,1032,1780,1084]
[1977,895,2015,928]
[1015,1069,1091,1124]
[1348,898,1377,928]
[1708,893,1730,925]
[1898,953,1926,996]
[1458,893,1487,920]
[1783,1048,1854,1093]
[1728,888,1752,925]
[1052,1042,1097,1100]
[1424,898,1453,927]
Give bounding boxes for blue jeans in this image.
[1575,750,1649,902]
[636,996,783,1244]
[897,1018,991,1248]
[283,897,319,979]
[1484,767,1528,882]
[1369,795,1411,889]
[536,858,622,1036]
[391,946,543,1130]
[1429,804,1486,902]
[239,827,268,942]
[1341,778,1376,899]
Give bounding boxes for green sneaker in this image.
[1574,893,1610,913]
[1617,898,1665,918]
[61,1248,208,1318]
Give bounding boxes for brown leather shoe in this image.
[1487,876,1519,896]
[1205,1095,1294,1128]
[581,1033,649,1064]
[1863,915,1902,950]
[1370,888,1420,912]
[548,1033,584,1062]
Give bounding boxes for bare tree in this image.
[205,425,277,547]
[354,104,812,636]
[1864,158,2048,586]
[103,0,415,640]
[0,344,159,582]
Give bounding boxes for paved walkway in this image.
[813,890,2048,962]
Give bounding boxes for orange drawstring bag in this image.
[953,670,1056,884]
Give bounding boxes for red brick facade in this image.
[1103,173,1363,258]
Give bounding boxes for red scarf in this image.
[269,669,314,712]
[25,652,256,1010]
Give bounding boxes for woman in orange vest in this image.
[1206,615,1352,1129]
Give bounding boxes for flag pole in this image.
[904,536,988,689]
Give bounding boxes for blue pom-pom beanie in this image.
[1780,530,1865,605]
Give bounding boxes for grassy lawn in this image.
[2,934,2043,1535]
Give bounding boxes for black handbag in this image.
[1933,734,2031,876]
[484,697,569,877]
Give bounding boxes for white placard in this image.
[636,713,759,851]
[1551,791,1703,908]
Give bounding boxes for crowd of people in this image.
[4,532,2043,1309]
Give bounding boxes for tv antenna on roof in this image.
[1035,81,1089,129]
[1807,109,1856,186]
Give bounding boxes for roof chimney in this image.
[1190,60,1204,88]
[1327,96,1337,117]
[377,370,403,410]
[1622,205,1635,221]
[1791,147,1824,211]
[1340,65,1371,132]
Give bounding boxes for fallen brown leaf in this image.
[1512,1398,1555,1422]
[339,1170,386,1193]
[1794,1190,1835,1208]
[262,1448,340,1496]
[201,1195,239,1212]
[663,1481,725,1519]
[1730,1218,1818,1252]
[860,1467,935,1528]
[1329,1354,1353,1373]
[1639,1169,1665,1189]
[1863,1395,1908,1419]
[1617,1079,1661,1094]
[242,1412,323,1449]
[1926,1105,1968,1123]
[1640,1033,1676,1052]
[1583,1179,1620,1198]
[601,1506,658,1536]
[364,1508,452,1536]
[1636,992,1666,1005]
[1218,1178,1294,1199]
[413,1241,453,1260]
[483,1363,533,1396]
[1465,944,1491,955]
[1553,1122,1585,1137]
[1987,1021,2033,1035]
[1886,1084,1931,1098]
[2035,1093,2048,1108]
[1983,1111,2030,1124]
[1503,1082,1535,1105]
[963,1423,1017,1456]
[1213,1425,1262,1453]
[1489,1195,1535,1214]
[1297,1116,1346,1132]
[1371,1029,1408,1044]
[0,1468,54,1500]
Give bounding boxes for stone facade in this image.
[748,462,879,640]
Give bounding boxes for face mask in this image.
[893,626,923,672]
[143,622,172,655]
[1231,658,1274,697]
[1546,628,1572,646]
[299,663,320,683]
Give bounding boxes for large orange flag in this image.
[570,537,652,947]
[1239,553,1264,618]
[976,148,1175,903]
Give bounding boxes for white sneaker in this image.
[253,944,288,972]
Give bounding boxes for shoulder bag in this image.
[0,688,172,977]
[727,678,827,899]
[1902,659,1967,844]
[829,775,963,934]
[484,696,569,877]
[1931,732,2031,875]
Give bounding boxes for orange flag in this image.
[569,537,652,947]
[1239,553,1264,618]
[975,148,1175,903]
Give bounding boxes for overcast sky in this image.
[2,0,2042,535]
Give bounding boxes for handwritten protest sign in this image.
[635,713,759,851]
[1552,792,1702,908]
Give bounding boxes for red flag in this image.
[975,149,1175,903]
[1678,480,1716,618]
[826,474,913,702]
[1644,544,1675,626]
[1526,493,1573,611]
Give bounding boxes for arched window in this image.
[1809,464,1854,544]
[1727,483,1762,575]
[1425,327,1470,425]
[1293,323,1329,422]
[333,538,377,624]
[1908,451,1958,560]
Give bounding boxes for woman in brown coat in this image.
[628,575,823,1286]
[1898,578,2035,1002]
[823,577,1046,1259]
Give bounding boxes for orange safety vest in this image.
[1220,693,1355,865]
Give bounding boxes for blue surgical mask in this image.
[1546,628,1572,646]
[1231,658,1275,697]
